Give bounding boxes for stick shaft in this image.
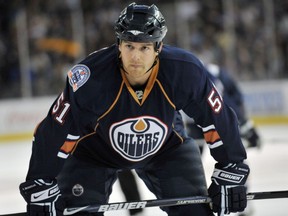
[3,190,288,216]
[63,190,288,215]
[63,196,211,215]
[247,190,288,200]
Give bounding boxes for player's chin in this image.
[127,67,145,75]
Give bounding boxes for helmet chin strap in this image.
[145,56,158,74]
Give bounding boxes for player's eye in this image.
[142,46,148,50]
[125,44,133,49]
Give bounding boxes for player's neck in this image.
[124,70,152,86]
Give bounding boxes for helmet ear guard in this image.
[155,42,162,52]
[115,2,167,47]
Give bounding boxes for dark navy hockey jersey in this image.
[26,44,246,180]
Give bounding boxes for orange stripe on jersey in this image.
[97,81,125,122]
[71,132,96,154]
[142,61,159,104]
[120,60,160,106]
[155,79,176,109]
[60,140,77,153]
[203,130,220,143]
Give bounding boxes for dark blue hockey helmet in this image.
[115,3,167,49]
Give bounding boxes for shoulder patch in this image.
[68,64,90,92]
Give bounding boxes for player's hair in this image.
[114,2,167,51]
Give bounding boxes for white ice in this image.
[1,125,288,215]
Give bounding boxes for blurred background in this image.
[0,0,288,215]
[0,0,288,99]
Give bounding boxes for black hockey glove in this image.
[240,120,261,148]
[208,162,250,216]
[20,179,64,216]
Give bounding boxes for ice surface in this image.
[1,125,287,215]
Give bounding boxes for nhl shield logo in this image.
[109,116,168,162]
[68,64,90,92]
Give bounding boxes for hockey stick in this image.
[2,190,288,216]
[63,190,288,215]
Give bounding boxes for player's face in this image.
[119,41,159,85]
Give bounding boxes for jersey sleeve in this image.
[26,79,80,180]
[182,65,247,164]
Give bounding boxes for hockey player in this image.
[19,3,250,216]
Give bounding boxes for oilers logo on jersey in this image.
[109,116,168,162]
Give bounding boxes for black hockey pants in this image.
[57,137,214,216]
